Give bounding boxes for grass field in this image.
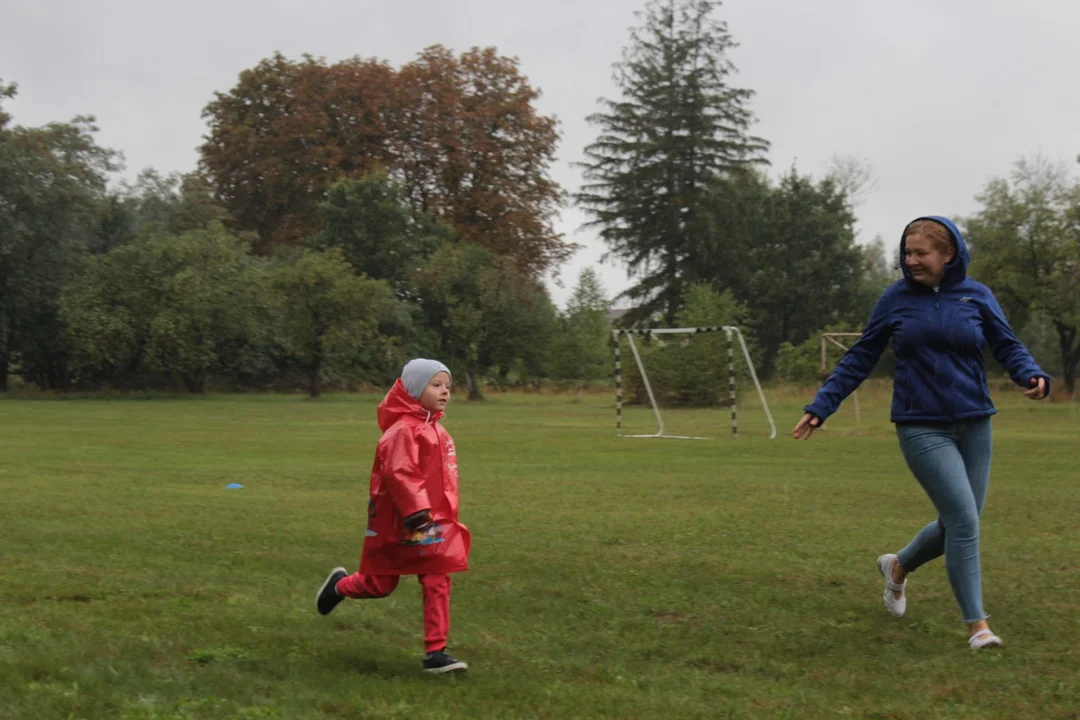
[2,386,1078,719]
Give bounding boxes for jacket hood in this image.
[377,378,443,431]
[900,215,969,287]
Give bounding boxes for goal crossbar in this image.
[613,326,777,439]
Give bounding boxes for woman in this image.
[794,216,1049,649]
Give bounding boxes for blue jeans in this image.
[895,418,993,623]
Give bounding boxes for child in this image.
[316,359,471,673]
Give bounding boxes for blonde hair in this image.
[904,219,956,259]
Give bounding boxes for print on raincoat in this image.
[359,378,471,576]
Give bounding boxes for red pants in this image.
[335,572,451,654]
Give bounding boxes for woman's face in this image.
[904,233,954,287]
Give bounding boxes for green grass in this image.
[1,387,1078,719]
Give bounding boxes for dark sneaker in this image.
[316,567,347,615]
[422,649,468,674]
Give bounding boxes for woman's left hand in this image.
[1024,377,1048,400]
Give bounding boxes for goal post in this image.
[820,332,863,427]
[612,326,777,439]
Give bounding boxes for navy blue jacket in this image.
[806,216,1050,424]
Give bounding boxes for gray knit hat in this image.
[401,358,452,400]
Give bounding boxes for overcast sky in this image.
[4,0,1080,307]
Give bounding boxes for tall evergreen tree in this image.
[743,170,865,377]
[576,0,768,323]
[550,268,612,392]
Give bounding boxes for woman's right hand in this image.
[793,413,822,440]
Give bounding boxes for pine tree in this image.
[551,268,612,396]
[576,0,768,323]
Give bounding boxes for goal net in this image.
[612,327,776,439]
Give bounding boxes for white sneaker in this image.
[876,554,907,617]
[968,629,1003,650]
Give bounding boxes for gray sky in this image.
[4,0,1080,308]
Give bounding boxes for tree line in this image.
[1,0,1076,398]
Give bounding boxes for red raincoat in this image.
[359,379,471,576]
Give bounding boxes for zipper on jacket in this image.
[934,287,942,355]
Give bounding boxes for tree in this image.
[142,228,274,392]
[965,155,1080,397]
[742,170,866,377]
[824,154,878,208]
[271,248,392,397]
[390,46,570,275]
[0,82,120,390]
[90,170,234,256]
[62,224,275,392]
[576,0,769,322]
[853,233,900,320]
[0,80,11,128]
[411,241,552,399]
[126,170,232,238]
[475,265,558,391]
[412,242,498,400]
[550,268,612,394]
[692,169,769,301]
[861,234,895,287]
[310,172,447,295]
[200,48,570,275]
[62,239,164,387]
[92,193,138,255]
[200,53,395,252]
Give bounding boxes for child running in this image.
[316,359,471,673]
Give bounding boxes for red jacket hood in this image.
[377,378,444,431]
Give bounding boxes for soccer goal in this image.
[612,326,776,439]
[820,332,864,428]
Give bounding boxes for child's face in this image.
[419,372,451,413]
